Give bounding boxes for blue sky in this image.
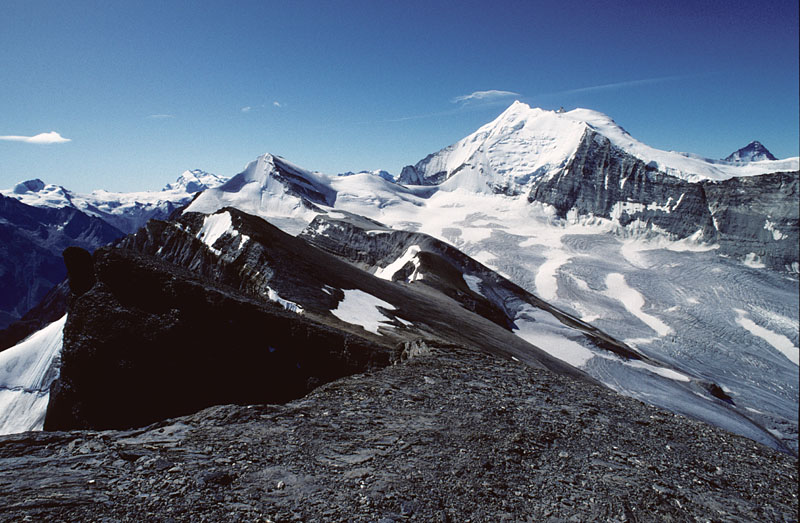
[1,0,798,192]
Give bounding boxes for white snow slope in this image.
[406,101,798,189]
[0,315,66,435]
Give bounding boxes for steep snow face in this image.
[400,101,588,193]
[399,101,799,187]
[374,245,423,281]
[1,171,228,234]
[0,315,66,435]
[186,154,335,234]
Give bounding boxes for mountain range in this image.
[0,102,797,459]
[0,170,227,333]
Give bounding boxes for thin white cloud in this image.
[147,114,175,119]
[0,131,71,144]
[273,101,282,108]
[546,74,700,97]
[452,89,520,104]
[241,106,252,113]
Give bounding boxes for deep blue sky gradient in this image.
[1,0,798,192]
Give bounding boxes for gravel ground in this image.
[0,345,796,522]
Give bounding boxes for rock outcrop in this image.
[528,131,799,271]
[44,246,392,431]
[2,346,797,521]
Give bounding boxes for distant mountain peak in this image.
[724,141,778,163]
[337,169,395,182]
[163,169,226,193]
[12,179,47,194]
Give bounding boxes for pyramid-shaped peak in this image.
[724,141,778,163]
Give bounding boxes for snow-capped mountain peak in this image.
[185,153,337,232]
[1,169,228,234]
[7,179,73,208]
[724,140,779,163]
[337,169,395,182]
[162,169,227,193]
[398,102,588,193]
[399,101,799,189]
[11,179,46,194]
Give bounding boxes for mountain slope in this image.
[1,169,227,234]
[186,154,338,234]
[177,120,797,452]
[1,345,796,521]
[297,211,788,451]
[11,205,781,452]
[0,170,228,331]
[43,206,623,431]
[725,140,779,162]
[398,101,798,187]
[0,194,124,329]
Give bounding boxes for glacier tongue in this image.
[0,315,66,435]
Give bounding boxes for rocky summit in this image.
[0,345,797,521]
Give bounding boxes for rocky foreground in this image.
[1,344,796,522]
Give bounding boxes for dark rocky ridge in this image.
[115,208,591,380]
[45,246,393,431]
[1,346,797,521]
[46,207,612,431]
[45,209,777,450]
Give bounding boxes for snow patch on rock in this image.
[331,290,396,335]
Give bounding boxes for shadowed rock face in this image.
[114,208,594,380]
[704,172,799,271]
[44,247,393,431]
[528,131,716,239]
[527,131,798,271]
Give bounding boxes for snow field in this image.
[0,315,66,435]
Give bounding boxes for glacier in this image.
[180,103,798,451]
